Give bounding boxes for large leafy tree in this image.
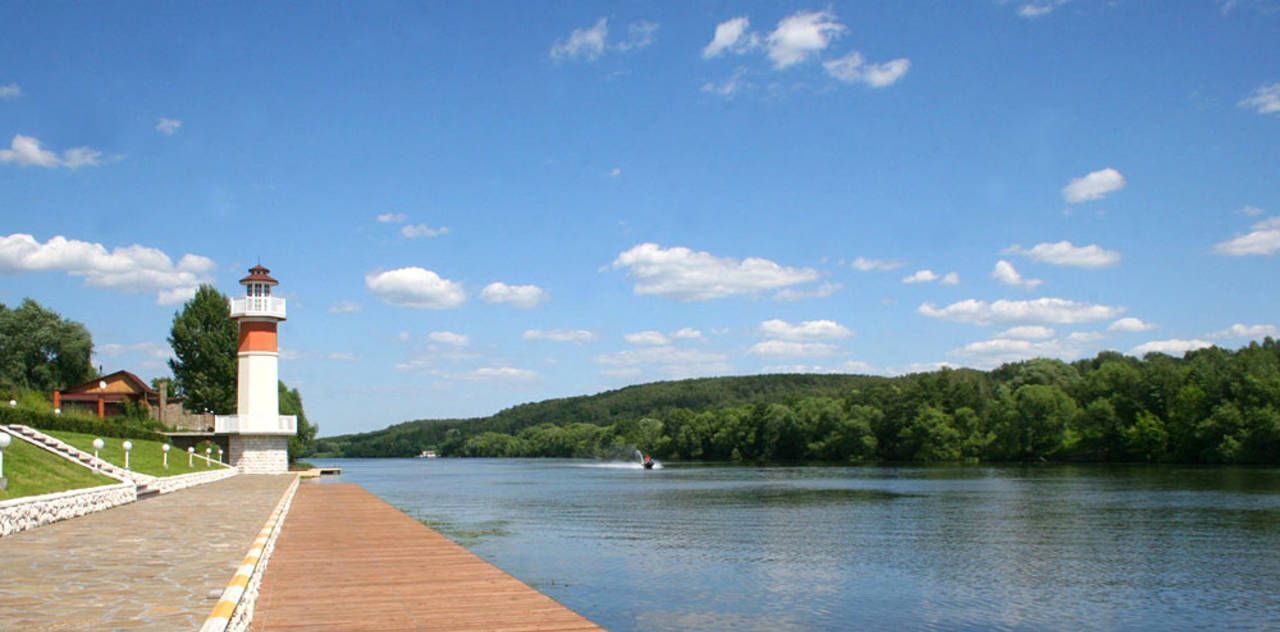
[168,284,237,414]
[0,298,95,392]
[279,381,318,462]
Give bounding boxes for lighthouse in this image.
[214,264,296,474]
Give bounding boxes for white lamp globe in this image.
[54,408,61,415]
[162,444,171,452]
[98,381,107,390]
[122,441,133,452]
[7,400,14,408]
[0,433,11,449]
[188,446,195,453]
[93,438,105,451]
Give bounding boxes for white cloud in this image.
[1004,241,1121,268]
[1018,1,1069,18]
[0,83,20,100]
[376,212,406,224]
[609,167,622,177]
[612,242,819,301]
[774,281,841,302]
[155,118,182,135]
[1131,339,1213,356]
[759,319,853,341]
[748,340,839,357]
[852,256,904,272]
[97,341,171,361]
[759,360,878,375]
[551,18,608,61]
[625,330,669,346]
[428,331,469,346]
[616,21,659,52]
[365,267,465,309]
[1214,216,1280,256]
[400,224,449,238]
[997,326,1055,340]
[951,335,1093,368]
[466,367,538,382]
[1208,323,1279,339]
[919,297,1124,325]
[902,269,939,284]
[0,134,103,169]
[0,233,214,304]
[901,269,957,285]
[523,329,595,343]
[823,51,910,88]
[550,18,656,62]
[703,17,757,58]
[1239,205,1265,217]
[702,67,750,97]
[398,331,411,342]
[1239,83,1280,115]
[596,346,731,379]
[1108,317,1155,333]
[766,10,846,69]
[992,260,1043,289]
[328,301,362,314]
[480,282,546,308]
[1062,167,1126,203]
[672,327,704,340]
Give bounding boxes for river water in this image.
[311,458,1280,631]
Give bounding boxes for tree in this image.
[168,285,237,414]
[280,381,317,462]
[0,298,95,393]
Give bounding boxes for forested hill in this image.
[314,340,1280,465]
[314,374,889,457]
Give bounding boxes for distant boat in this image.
[417,450,438,459]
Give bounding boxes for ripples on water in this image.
[314,459,1280,631]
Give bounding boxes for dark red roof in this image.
[239,264,278,285]
[62,370,157,397]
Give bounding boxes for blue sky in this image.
[2,1,1278,436]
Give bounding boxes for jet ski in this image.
[642,454,655,470]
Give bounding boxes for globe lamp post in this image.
[162,443,171,469]
[205,447,212,468]
[188,446,194,467]
[122,441,133,471]
[92,438,105,472]
[0,431,11,491]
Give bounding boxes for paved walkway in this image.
[252,483,600,631]
[0,475,294,630]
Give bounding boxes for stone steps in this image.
[3,425,156,488]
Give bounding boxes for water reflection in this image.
[314,458,1280,631]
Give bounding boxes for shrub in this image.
[0,406,166,441]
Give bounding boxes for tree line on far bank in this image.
[317,339,1280,465]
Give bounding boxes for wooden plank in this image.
[252,484,601,631]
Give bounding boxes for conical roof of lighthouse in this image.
[239,263,278,285]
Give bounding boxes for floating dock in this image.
[251,483,600,631]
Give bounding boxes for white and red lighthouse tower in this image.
[215,264,296,474]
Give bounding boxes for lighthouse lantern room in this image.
[214,264,296,474]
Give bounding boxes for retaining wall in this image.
[153,468,238,494]
[0,482,136,537]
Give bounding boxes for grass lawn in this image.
[46,431,231,478]
[0,433,118,501]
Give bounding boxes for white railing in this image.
[228,296,287,319]
[214,415,297,435]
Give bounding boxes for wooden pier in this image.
[251,483,600,631]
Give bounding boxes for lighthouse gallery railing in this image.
[228,296,287,319]
[213,415,297,434]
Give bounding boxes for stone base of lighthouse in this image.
[228,435,290,474]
